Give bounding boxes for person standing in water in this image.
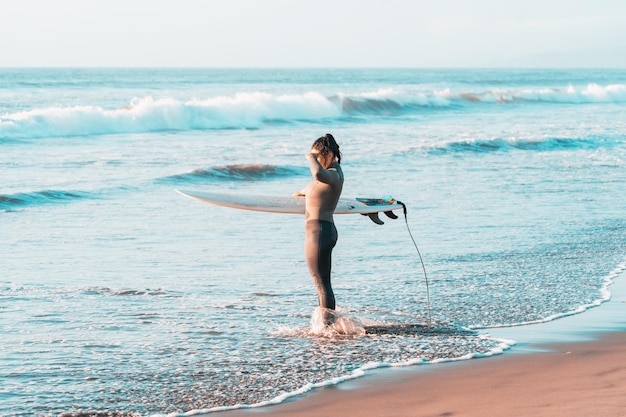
[295,134,344,325]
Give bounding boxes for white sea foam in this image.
[472,257,626,330]
[151,333,515,417]
[508,83,626,104]
[2,84,625,140]
[0,92,341,139]
[310,307,367,336]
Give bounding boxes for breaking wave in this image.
[0,93,340,140]
[1,84,625,140]
[334,83,626,114]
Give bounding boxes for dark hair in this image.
[311,133,341,164]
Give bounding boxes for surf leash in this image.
[357,197,433,326]
[396,200,433,328]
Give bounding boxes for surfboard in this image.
[175,189,403,224]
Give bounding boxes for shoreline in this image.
[219,332,626,417]
[215,261,626,417]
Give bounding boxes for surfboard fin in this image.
[367,212,385,225]
[361,210,399,225]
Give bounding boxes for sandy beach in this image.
[221,332,626,417]
[221,273,626,417]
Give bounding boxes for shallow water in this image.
[1,68,625,416]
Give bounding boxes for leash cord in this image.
[396,201,432,327]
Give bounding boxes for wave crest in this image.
[160,164,306,184]
[429,136,612,154]
[335,83,626,114]
[0,189,92,210]
[0,92,340,140]
[1,84,624,139]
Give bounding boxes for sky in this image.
[1,0,626,67]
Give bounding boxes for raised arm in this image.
[306,153,341,186]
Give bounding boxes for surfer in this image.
[295,134,344,325]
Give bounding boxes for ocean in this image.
[1,68,625,416]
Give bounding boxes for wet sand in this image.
[222,332,626,417]
[219,270,626,417]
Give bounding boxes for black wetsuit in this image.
[305,220,338,311]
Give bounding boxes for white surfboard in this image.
[175,189,403,224]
